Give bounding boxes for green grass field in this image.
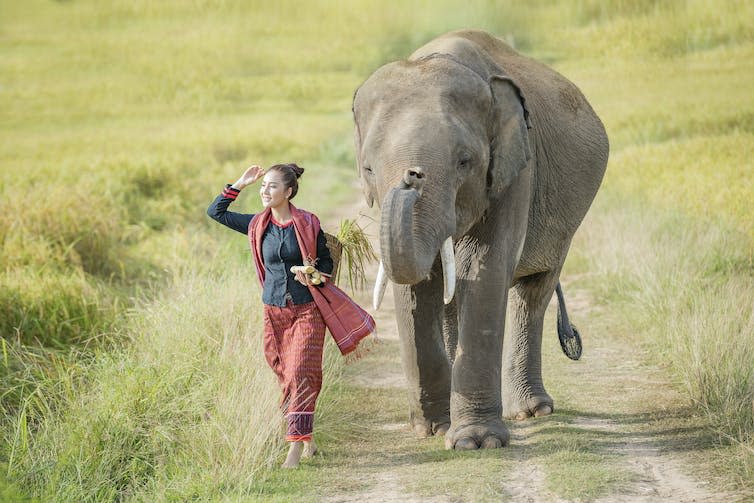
[1,0,752,499]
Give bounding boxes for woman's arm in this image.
[206,185,253,234]
[206,165,266,235]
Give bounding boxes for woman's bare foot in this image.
[302,439,318,458]
[282,441,303,468]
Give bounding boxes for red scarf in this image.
[249,205,375,355]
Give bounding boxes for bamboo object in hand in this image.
[290,265,323,285]
[290,265,316,275]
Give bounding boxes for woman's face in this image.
[259,171,293,209]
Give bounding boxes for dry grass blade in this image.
[330,219,377,292]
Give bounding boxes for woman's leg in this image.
[303,438,318,457]
[282,441,303,468]
[262,305,285,385]
[282,438,317,469]
[281,301,326,445]
[266,301,325,467]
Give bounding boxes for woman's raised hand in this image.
[233,165,265,189]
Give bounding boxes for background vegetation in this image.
[1,0,752,500]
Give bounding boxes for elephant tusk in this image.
[440,237,456,304]
[373,261,389,310]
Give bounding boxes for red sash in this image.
[249,205,375,355]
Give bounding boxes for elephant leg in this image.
[444,171,531,450]
[393,261,452,437]
[502,269,561,420]
[444,273,510,450]
[443,234,519,450]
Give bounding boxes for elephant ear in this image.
[488,75,532,195]
[352,89,375,208]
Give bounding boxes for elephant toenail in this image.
[433,423,450,436]
[454,437,479,450]
[515,411,530,421]
[481,436,502,449]
[534,405,552,417]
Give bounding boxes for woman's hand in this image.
[294,270,313,286]
[232,165,265,189]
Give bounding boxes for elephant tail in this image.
[556,282,582,360]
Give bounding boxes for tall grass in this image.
[0,0,523,349]
[1,3,521,498]
[568,183,754,484]
[6,245,345,500]
[4,0,749,349]
[2,0,754,498]
[554,2,754,483]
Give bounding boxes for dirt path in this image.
[318,201,726,503]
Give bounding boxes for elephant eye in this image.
[362,164,373,175]
[457,152,472,170]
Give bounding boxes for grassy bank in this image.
[568,164,754,486]
[2,0,753,499]
[7,250,348,501]
[548,0,754,484]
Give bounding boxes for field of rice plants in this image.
[1,0,752,499]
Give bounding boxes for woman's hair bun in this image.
[288,163,304,178]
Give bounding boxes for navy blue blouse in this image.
[207,185,333,306]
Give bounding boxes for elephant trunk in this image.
[380,182,430,284]
[373,236,455,309]
[377,167,456,305]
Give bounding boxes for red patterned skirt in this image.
[263,300,326,442]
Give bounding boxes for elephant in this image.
[352,30,609,450]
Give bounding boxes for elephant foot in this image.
[411,415,451,437]
[444,419,510,450]
[503,393,554,421]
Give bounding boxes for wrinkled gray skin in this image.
[353,30,609,450]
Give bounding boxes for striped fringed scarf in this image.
[249,205,375,355]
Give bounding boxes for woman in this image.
[207,163,334,468]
